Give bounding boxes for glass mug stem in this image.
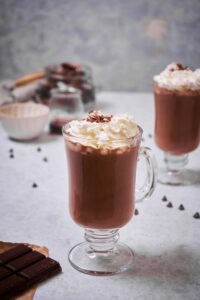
[85,229,119,253]
[164,152,188,172]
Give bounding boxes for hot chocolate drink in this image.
[62,111,156,275]
[63,111,141,229]
[154,63,200,155]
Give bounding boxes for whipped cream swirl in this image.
[64,111,140,148]
[154,63,200,91]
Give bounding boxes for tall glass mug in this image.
[62,111,156,275]
[153,63,200,185]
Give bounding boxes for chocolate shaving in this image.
[86,110,112,123]
[170,63,190,72]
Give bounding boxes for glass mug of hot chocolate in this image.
[153,63,200,185]
[62,111,156,275]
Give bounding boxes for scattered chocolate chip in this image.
[162,196,168,202]
[148,134,152,138]
[9,148,14,153]
[193,212,200,219]
[32,183,38,188]
[178,204,185,211]
[134,209,139,215]
[43,157,48,162]
[37,147,42,152]
[10,154,14,159]
[141,138,145,142]
[167,202,173,208]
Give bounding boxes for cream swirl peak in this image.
[64,111,140,148]
[154,63,200,91]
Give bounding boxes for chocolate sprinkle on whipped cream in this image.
[86,110,112,123]
[169,63,190,72]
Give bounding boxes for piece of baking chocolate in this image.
[7,251,45,272]
[0,274,26,299]
[0,244,62,299]
[0,266,12,280]
[0,245,31,265]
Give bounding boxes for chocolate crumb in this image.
[43,157,48,162]
[178,204,185,211]
[10,154,14,159]
[167,202,173,208]
[134,209,139,215]
[32,183,38,188]
[193,212,200,219]
[162,196,168,202]
[37,147,42,152]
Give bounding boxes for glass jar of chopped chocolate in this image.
[45,62,96,110]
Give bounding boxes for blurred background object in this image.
[0,102,49,140]
[0,0,199,92]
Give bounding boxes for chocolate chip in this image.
[193,212,200,219]
[43,157,48,162]
[162,196,168,202]
[178,204,185,211]
[148,134,152,138]
[141,138,145,142]
[9,148,14,153]
[167,202,173,208]
[37,147,42,152]
[10,154,14,159]
[134,209,139,215]
[32,183,38,188]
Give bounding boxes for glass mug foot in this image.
[68,229,134,276]
[158,152,200,186]
[158,168,200,186]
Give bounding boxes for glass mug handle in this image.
[136,146,157,203]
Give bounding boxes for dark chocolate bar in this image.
[0,244,62,299]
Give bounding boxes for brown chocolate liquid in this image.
[65,141,140,229]
[154,84,200,155]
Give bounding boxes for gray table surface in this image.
[0,92,200,300]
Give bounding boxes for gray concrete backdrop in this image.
[0,0,200,91]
